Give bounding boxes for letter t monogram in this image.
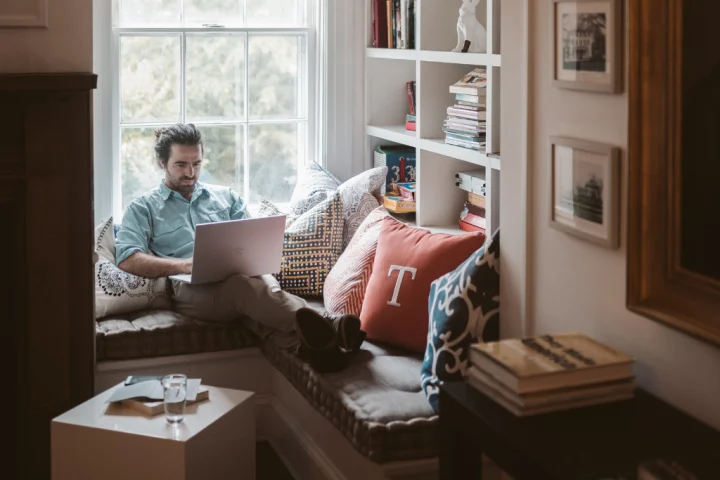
[387,265,418,307]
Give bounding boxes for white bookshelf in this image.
[365,0,501,236]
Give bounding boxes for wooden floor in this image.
[257,441,295,480]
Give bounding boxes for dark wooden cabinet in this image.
[439,382,720,480]
[1,73,97,480]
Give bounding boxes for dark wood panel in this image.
[0,73,97,479]
[1,181,28,480]
[0,72,97,92]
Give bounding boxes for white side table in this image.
[51,383,255,480]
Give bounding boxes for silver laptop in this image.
[170,215,286,285]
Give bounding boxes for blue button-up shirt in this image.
[115,181,249,265]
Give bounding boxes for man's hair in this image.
[154,123,203,167]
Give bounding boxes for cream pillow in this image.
[94,217,171,319]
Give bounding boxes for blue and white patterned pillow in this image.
[420,229,500,413]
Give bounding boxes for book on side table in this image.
[107,376,210,416]
[467,333,636,416]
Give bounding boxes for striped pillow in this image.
[323,207,389,316]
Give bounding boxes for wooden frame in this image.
[549,136,621,249]
[551,0,623,93]
[627,0,720,347]
[0,0,48,28]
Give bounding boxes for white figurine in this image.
[452,0,487,53]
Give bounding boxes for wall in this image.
[0,0,92,73]
[501,0,720,430]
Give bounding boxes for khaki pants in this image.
[171,274,307,350]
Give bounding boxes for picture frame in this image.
[551,0,623,93]
[550,136,621,248]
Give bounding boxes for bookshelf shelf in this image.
[420,139,499,170]
[366,0,501,236]
[366,48,501,67]
[366,48,418,61]
[417,51,501,67]
[366,125,418,147]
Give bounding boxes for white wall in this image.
[0,0,92,72]
[501,0,720,430]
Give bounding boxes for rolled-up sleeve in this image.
[115,201,152,265]
[229,189,250,220]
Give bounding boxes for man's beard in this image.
[169,177,196,193]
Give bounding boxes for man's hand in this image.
[181,257,193,274]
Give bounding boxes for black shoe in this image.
[295,308,366,353]
[295,307,338,351]
[324,312,366,352]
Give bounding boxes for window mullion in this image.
[181,32,187,123]
[243,32,250,201]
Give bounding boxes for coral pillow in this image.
[359,217,486,352]
[324,206,390,316]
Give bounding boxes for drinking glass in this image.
[162,374,187,423]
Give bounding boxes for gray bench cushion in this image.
[95,309,258,361]
[262,300,438,463]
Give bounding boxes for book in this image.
[122,385,210,416]
[374,145,416,193]
[456,94,486,104]
[466,371,634,417]
[467,365,636,409]
[468,191,486,208]
[447,107,487,120]
[469,333,635,394]
[450,68,488,95]
[459,202,486,229]
[405,114,416,131]
[458,220,485,233]
[371,0,389,48]
[383,195,416,213]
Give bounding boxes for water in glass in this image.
[162,374,187,423]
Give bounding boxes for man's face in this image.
[164,144,203,195]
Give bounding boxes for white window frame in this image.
[94,0,327,222]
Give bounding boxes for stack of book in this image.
[406,80,416,131]
[455,169,486,233]
[444,68,487,151]
[371,0,416,49]
[383,182,416,214]
[467,333,636,417]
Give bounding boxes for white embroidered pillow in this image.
[93,217,171,319]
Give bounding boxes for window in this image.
[112,0,319,214]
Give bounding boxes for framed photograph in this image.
[550,136,621,248]
[551,0,622,93]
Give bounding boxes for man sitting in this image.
[115,123,364,371]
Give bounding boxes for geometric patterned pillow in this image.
[323,206,389,316]
[420,229,500,413]
[275,192,344,296]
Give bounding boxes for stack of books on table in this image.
[467,333,636,417]
[444,68,487,151]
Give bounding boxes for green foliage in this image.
[120,19,306,210]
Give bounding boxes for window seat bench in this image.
[94,298,443,480]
